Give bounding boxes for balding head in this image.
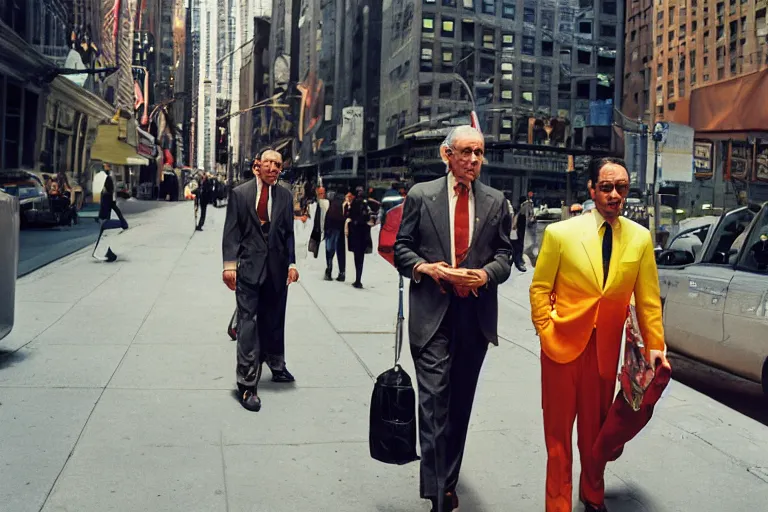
[259,150,283,185]
[439,125,485,186]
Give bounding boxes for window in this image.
[668,58,673,72]
[520,90,534,105]
[668,6,675,22]
[704,73,710,82]
[522,62,535,76]
[656,34,663,45]
[483,29,495,49]
[522,36,535,55]
[538,90,551,108]
[424,0,436,3]
[501,89,513,100]
[541,9,554,30]
[423,15,435,34]
[439,83,452,99]
[442,49,454,67]
[3,82,22,169]
[657,64,663,76]
[421,44,434,71]
[578,49,591,65]
[600,24,616,37]
[502,33,514,50]
[524,7,536,23]
[657,11,663,21]
[579,21,592,34]
[442,0,456,5]
[419,84,432,97]
[704,207,757,265]
[668,30,674,42]
[692,20,698,32]
[503,1,515,19]
[442,18,455,37]
[631,30,637,41]
[737,209,768,274]
[541,40,553,57]
[482,0,495,14]
[464,0,474,8]
[501,62,514,80]
[602,1,617,15]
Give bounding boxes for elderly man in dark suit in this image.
[222,149,299,412]
[394,125,513,512]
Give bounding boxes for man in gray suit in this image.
[222,150,299,412]
[394,126,513,512]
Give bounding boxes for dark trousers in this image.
[353,250,365,283]
[513,226,526,265]
[324,228,346,274]
[197,203,208,229]
[235,265,288,387]
[411,297,488,502]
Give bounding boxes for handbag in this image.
[618,305,656,411]
[369,274,420,465]
[227,307,238,341]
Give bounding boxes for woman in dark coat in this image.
[345,188,372,289]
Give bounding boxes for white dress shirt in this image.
[447,171,475,267]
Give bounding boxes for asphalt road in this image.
[17,199,175,277]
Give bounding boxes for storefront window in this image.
[22,91,38,168]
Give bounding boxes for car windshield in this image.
[0,178,42,200]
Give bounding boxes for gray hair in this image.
[440,125,484,170]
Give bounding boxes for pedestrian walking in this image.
[513,192,535,271]
[529,157,665,512]
[308,186,329,259]
[99,163,128,228]
[345,188,372,289]
[323,190,347,281]
[222,149,299,412]
[394,125,513,512]
[194,173,214,231]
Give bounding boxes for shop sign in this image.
[693,140,713,179]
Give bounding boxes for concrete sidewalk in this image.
[1,203,767,512]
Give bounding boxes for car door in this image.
[661,207,756,364]
[722,204,768,384]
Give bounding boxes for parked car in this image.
[656,202,768,396]
[0,189,19,340]
[0,170,56,227]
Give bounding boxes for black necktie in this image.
[602,222,612,287]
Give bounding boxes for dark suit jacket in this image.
[394,176,513,348]
[222,179,296,292]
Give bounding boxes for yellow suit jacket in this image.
[530,213,665,380]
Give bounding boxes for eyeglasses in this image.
[450,146,484,160]
[596,181,630,196]
[261,160,282,169]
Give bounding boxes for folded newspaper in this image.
[619,305,656,411]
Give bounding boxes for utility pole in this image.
[289,0,302,165]
[652,122,664,245]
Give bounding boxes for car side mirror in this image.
[657,249,695,267]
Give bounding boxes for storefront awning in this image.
[90,124,150,165]
[690,68,768,133]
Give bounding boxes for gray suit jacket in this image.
[394,176,513,349]
[222,179,296,292]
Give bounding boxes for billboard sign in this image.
[337,105,364,154]
[645,121,694,183]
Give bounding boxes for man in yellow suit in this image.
[529,157,665,512]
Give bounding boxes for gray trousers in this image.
[411,297,488,503]
[235,266,288,387]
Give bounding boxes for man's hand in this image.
[441,268,489,290]
[223,270,237,291]
[414,261,451,292]
[287,267,300,285]
[648,349,665,370]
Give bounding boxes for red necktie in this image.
[454,183,470,266]
[257,184,270,223]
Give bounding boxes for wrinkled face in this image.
[259,151,282,185]
[252,159,261,175]
[589,163,630,222]
[442,131,485,185]
[317,187,326,199]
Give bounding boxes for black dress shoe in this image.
[352,281,363,289]
[515,261,527,272]
[430,491,459,512]
[271,367,295,383]
[335,272,346,282]
[239,388,261,412]
[582,501,608,512]
[324,268,332,281]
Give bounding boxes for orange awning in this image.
[689,69,768,133]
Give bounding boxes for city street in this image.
[17,199,176,278]
[1,203,768,512]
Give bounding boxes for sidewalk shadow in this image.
[605,485,661,512]
[0,349,29,370]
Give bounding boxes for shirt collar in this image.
[447,171,473,196]
[592,209,621,231]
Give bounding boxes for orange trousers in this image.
[541,335,615,512]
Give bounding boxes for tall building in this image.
[651,0,768,122]
[378,0,623,154]
[623,0,653,122]
[196,0,219,171]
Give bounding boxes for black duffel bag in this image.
[369,275,419,465]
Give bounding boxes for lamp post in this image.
[652,122,665,243]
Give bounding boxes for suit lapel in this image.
[580,215,603,289]
[424,177,452,262]
[470,181,494,249]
